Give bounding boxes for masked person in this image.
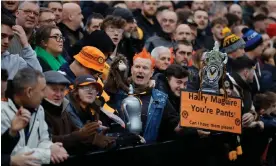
[42,71,114,153]
[1,68,68,165]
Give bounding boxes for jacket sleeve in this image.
[1,129,20,154]
[52,131,82,151]
[19,45,42,72]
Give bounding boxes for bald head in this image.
[229,4,242,19]
[160,10,178,34]
[62,3,83,31]
[268,1,276,13]
[174,24,192,42]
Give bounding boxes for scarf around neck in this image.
[35,46,66,71]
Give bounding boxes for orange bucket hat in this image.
[74,46,105,73]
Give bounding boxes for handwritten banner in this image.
[180,91,242,134]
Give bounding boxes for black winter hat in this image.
[71,30,115,57]
[83,30,115,54]
[112,7,134,23]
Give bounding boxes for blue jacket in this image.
[108,88,169,143]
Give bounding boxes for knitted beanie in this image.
[242,28,263,52]
[221,27,246,53]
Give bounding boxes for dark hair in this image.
[1,14,15,27]
[165,64,189,79]
[156,6,169,13]
[254,92,276,113]
[193,48,207,69]
[35,25,59,48]
[111,1,126,7]
[101,15,126,30]
[12,68,44,95]
[176,10,192,24]
[85,13,104,27]
[43,1,62,8]
[39,7,54,15]
[211,17,228,28]
[193,9,208,16]
[1,69,8,81]
[224,13,240,28]
[175,40,193,52]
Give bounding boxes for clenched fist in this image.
[10,107,31,137]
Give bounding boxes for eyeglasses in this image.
[49,35,65,42]
[18,9,39,17]
[79,85,98,93]
[106,27,124,34]
[40,19,56,24]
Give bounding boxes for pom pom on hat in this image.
[221,27,246,54]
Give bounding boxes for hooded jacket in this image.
[1,45,42,80]
[1,99,53,164]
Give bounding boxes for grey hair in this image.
[151,46,171,60]
[18,1,39,10]
[12,68,44,94]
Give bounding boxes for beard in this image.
[143,10,156,19]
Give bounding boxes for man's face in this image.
[87,18,103,34]
[16,2,39,29]
[229,4,243,20]
[212,23,225,40]
[105,25,124,46]
[161,11,177,34]
[45,84,66,106]
[253,43,265,57]
[70,5,83,29]
[189,26,198,41]
[142,1,157,17]
[48,2,63,23]
[26,77,46,108]
[254,21,266,33]
[3,1,19,12]
[262,34,271,49]
[38,12,56,28]
[168,76,188,97]
[1,24,14,54]
[245,68,255,83]
[175,44,193,67]
[156,53,171,70]
[229,48,245,59]
[194,10,208,30]
[191,1,205,11]
[125,1,142,10]
[174,24,192,42]
[159,1,174,11]
[131,58,153,87]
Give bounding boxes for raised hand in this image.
[12,25,29,48]
[10,107,31,136]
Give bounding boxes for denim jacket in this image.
[143,89,168,143]
[108,88,168,143]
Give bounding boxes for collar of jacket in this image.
[231,72,252,91]
[1,50,10,58]
[7,98,38,114]
[42,98,69,115]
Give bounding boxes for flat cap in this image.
[44,71,70,85]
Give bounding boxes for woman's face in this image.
[45,28,63,55]
[77,84,98,104]
[156,53,171,70]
